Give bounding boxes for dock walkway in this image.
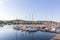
[51,34,60,40]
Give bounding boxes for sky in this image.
[0,0,60,22]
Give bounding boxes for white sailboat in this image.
[13,14,38,32]
[26,14,38,32]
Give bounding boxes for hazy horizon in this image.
[0,0,60,22]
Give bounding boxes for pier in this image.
[51,34,60,40]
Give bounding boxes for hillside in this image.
[0,19,59,27]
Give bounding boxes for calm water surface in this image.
[0,25,55,40]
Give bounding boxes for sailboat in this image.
[13,14,38,32]
[25,14,38,32]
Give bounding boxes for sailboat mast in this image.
[32,13,33,26]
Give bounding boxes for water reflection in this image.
[0,25,55,40]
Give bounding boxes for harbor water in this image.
[0,25,55,40]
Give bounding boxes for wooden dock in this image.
[51,34,60,40]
